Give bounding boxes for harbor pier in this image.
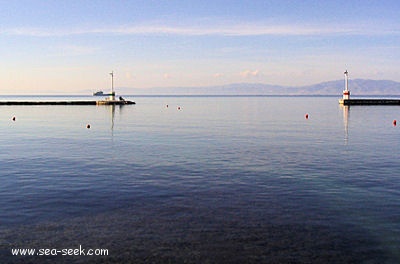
[339,99,400,105]
[0,100,135,106]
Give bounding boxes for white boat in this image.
[93,91,104,96]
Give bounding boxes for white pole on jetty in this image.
[343,70,350,100]
[109,71,115,101]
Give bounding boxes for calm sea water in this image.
[0,95,399,263]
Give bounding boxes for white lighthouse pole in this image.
[109,71,115,101]
[343,70,350,100]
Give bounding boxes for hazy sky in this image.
[1,0,399,94]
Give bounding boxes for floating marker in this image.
[177,106,181,110]
[12,116,16,121]
[86,124,91,129]
[305,114,309,119]
[393,120,397,126]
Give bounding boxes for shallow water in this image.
[0,96,399,263]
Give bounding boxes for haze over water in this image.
[0,95,399,263]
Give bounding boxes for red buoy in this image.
[393,120,397,126]
[305,114,309,119]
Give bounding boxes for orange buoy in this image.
[86,124,91,129]
[393,120,397,126]
[305,114,309,119]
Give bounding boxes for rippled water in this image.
[0,96,399,263]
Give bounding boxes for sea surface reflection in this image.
[0,96,399,263]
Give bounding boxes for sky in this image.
[1,0,400,94]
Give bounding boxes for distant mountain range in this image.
[115,79,400,96]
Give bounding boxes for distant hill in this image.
[297,79,400,95]
[116,79,400,96]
